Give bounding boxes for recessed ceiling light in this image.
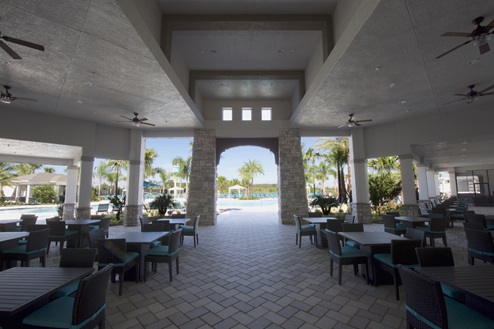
[468,58,480,65]
[462,148,467,152]
[400,100,407,104]
[388,83,396,88]
[85,82,95,86]
[406,109,412,113]
[375,65,381,71]
[0,59,8,65]
[210,49,217,54]
[76,100,83,104]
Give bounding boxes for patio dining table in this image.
[65,219,101,247]
[303,217,338,248]
[416,266,494,320]
[0,220,21,232]
[0,267,94,329]
[338,231,409,285]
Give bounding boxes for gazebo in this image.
[228,185,246,199]
[9,173,67,203]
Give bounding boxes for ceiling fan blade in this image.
[478,84,494,94]
[337,124,348,128]
[435,39,473,59]
[15,96,37,102]
[355,119,372,123]
[140,122,155,126]
[480,92,494,96]
[453,93,468,97]
[479,42,490,55]
[485,18,494,29]
[2,36,45,51]
[0,40,21,59]
[443,98,466,105]
[441,32,471,37]
[138,118,148,122]
[120,115,133,121]
[354,122,361,126]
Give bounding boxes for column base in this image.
[401,204,420,216]
[351,203,372,224]
[76,207,91,219]
[62,203,76,220]
[124,205,141,226]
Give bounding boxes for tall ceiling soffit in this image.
[161,14,334,102]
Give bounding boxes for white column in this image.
[349,128,371,223]
[26,185,31,203]
[427,170,436,199]
[434,173,441,197]
[77,156,94,219]
[417,164,429,201]
[124,130,144,226]
[399,155,416,204]
[449,171,457,197]
[63,165,78,219]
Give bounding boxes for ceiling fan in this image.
[120,112,155,127]
[338,114,372,128]
[444,84,494,105]
[0,30,45,59]
[436,16,494,59]
[0,85,36,104]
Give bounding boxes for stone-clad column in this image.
[187,129,217,225]
[278,129,307,224]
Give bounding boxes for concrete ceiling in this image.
[0,0,494,171]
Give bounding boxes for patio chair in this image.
[294,215,317,248]
[97,238,139,296]
[95,203,110,214]
[404,227,426,247]
[372,239,422,300]
[142,221,167,247]
[1,229,50,270]
[341,223,363,248]
[20,216,38,231]
[139,216,150,229]
[464,228,494,265]
[50,248,97,300]
[463,222,485,230]
[144,229,182,282]
[87,229,106,262]
[46,221,78,254]
[325,230,369,285]
[181,215,200,247]
[415,247,464,302]
[344,214,355,224]
[416,216,448,246]
[397,264,494,329]
[22,264,113,329]
[382,214,406,236]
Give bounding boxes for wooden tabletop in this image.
[395,216,429,223]
[416,266,494,304]
[302,217,337,224]
[0,267,93,316]
[338,231,408,246]
[112,231,168,243]
[0,232,29,244]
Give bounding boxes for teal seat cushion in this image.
[150,241,161,248]
[2,245,45,255]
[147,245,169,256]
[445,296,494,329]
[23,296,105,329]
[345,240,360,249]
[441,284,465,301]
[396,223,406,230]
[468,248,494,257]
[373,253,418,268]
[300,225,316,232]
[51,281,79,299]
[330,246,367,259]
[487,224,494,230]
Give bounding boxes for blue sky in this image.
[49,136,321,184]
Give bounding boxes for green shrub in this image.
[32,185,57,203]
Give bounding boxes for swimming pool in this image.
[216,198,278,208]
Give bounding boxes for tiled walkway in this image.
[42,209,475,328]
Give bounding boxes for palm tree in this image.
[144,148,158,179]
[106,160,127,196]
[238,159,264,198]
[93,162,110,197]
[172,156,191,195]
[315,161,331,196]
[43,167,55,173]
[14,163,42,175]
[155,167,173,193]
[217,176,229,195]
[0,162,15,198]
[303,146,320,195]
[316,138,349,204]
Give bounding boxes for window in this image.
[261,107,272,121]
[222,107,232,121]
[242,107,252,121]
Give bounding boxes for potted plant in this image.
[149,194,174,217]
[108,195,125,222]
[310,196,339,216]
